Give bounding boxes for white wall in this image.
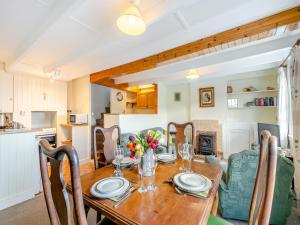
[190,69,278,123]
[164,68,278,157]
[110,89,126,114]
[67,75,91,162]
[166,83,190,123]
[91,84,110,119]
[68,76,91,115]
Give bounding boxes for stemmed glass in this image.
[114,145,123,177]
[178,143,188,171]
[137,157,148,193]
[186,144,195,172]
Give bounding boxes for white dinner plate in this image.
[173,173,212,192]
[157,153,176,162]
[90,177,130,198]
[179,173,207,187]
[112,157,134,166]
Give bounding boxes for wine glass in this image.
[186,144,195,172]
[178,143,187,171]
[147,153,158,191]
[137,157,148,193]
[114,145,123,177]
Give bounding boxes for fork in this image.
[114,187,137,208]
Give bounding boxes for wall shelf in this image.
[227,89,278,96]
[228,106,277,110]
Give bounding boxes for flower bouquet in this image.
[127,130,162,158]
[127,130,162,192]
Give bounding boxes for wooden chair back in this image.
[167,122,194,157]
[39,140,88,225]
[93,125,121,169]
[249,130,277,225]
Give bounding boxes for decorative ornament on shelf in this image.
[227,85,233,93]
[117,0,146,36]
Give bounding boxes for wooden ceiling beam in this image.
[94,78,129,91]
[90,6,300,84]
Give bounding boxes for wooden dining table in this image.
[67,161,223,225]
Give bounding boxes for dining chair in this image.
[39,140,116,225]
[207,130,277,225]
[167,122,194,157]
[39,139,88,225]
[93,125,121,169]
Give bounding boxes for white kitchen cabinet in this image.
[0,131,40,210]
[0,71,13,113]
[13,74,67,127]
[13,75,32,127]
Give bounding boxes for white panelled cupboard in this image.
[0,71,13,113]
[0,132,40,210]
[13,74,67,128]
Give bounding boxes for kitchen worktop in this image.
[0,128,41,135]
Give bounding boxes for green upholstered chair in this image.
[206,150,294,225]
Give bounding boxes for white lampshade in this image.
[117,4,146,36]
[186,69,199,79]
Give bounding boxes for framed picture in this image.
[199,87,215,107]
[174,92,181,102]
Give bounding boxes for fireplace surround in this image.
[198,131,217,155]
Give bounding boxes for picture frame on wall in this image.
[174,92,181,102]
[199,87,215,107]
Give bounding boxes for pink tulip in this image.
[154,139,158,145]
[150,143,156,149]
[147,136,153,143]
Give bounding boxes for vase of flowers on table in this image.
[127,130,161,192]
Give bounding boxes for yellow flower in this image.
[135,143,142,150]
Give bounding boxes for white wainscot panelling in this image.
[0,132,40,210]
[13,74,67,134]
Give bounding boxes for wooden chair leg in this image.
[211,192,219,216]
[84,205,90,217]
[97,211,102,223]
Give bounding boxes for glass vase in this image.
[138,149,157,192]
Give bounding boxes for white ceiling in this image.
[0,0,299,81]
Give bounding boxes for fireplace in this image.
[198,131,216,155]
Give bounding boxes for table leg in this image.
[211,192,219,216]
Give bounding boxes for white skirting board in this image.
[0,189,35,210]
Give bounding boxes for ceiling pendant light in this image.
[186,69,199,79]
[49,70,61,83]
[117,1,146,36]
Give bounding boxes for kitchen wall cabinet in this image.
[136,93,148,108]
[136,91,157,109]
[0,132,40,210]
[147,92,157,108]
[0,71,13,113]
[13,74,67,128]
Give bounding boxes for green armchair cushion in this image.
[207,150,294,225]
[207,216,233,225]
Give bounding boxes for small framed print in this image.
[174,92,181,102]
[199,87,215,107]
